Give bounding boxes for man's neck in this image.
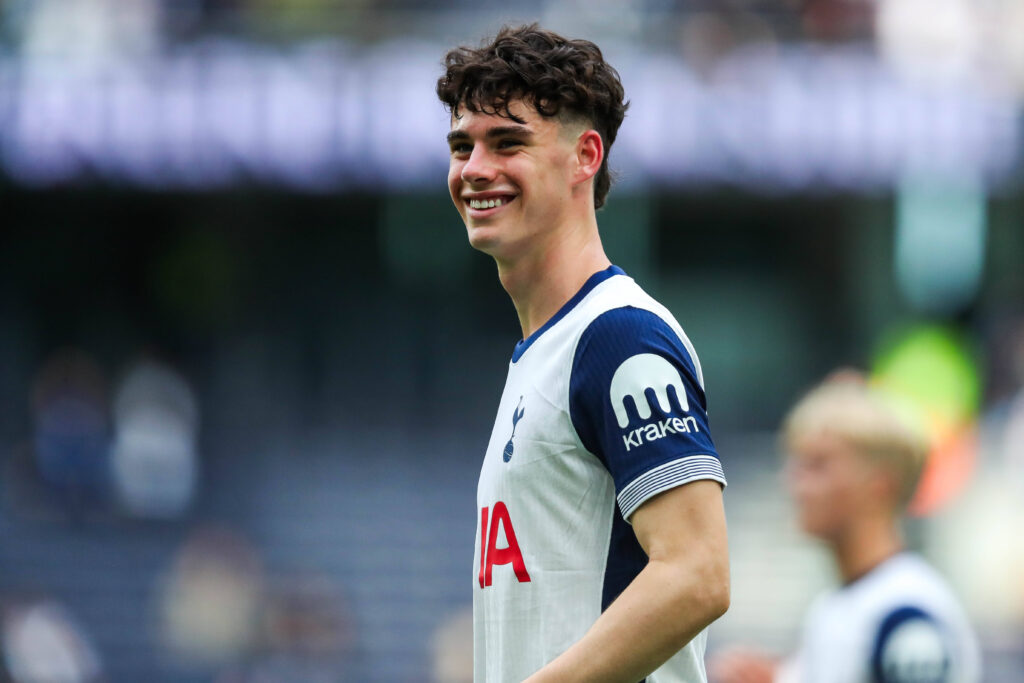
[832,516,904,585]
[496,218,611,340]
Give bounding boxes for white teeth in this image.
[469,197,507,210]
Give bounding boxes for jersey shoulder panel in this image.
[567,300,724,521]
[563,274,707,387]
[861,555,971,623]
[871,606,952,683]
[856,555,979,683]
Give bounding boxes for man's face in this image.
[446,99,581,259]
[784,433,883,541]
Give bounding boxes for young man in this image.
[437,25,729,683]
[711,374,980,683]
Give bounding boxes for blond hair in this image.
[782,371,930,509]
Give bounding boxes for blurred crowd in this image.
[0,297,482,682]
[18,350,198,521]
[1,0,875,50]
[0,347,359,682]
[0,524,361,683]
[1,0,1022,98]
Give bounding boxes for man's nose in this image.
[461,146,497,185]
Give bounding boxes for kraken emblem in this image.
[609,353,689,428]
[503,396,525,463]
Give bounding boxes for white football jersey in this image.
[777,552,981,683]
[473,266,727,683]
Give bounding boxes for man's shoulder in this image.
[816,554,972,645]
[570,277,703,388]
[798,555,978,683]
[573,273,672,324]
[863,554,963,612]
[808,555,954,622]
[862,556,977,683]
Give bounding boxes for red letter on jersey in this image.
[479,501,531,588]
[479,506,489,588]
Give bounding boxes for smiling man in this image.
[437,25,730,683]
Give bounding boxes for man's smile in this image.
[464,192,518,217]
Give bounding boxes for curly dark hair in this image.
[437,24,628,209]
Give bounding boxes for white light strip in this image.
[0,42,1018,190]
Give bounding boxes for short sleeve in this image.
[569,306,725,521]
[871,607,953,683]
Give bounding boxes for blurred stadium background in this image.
[0,0,1022,681]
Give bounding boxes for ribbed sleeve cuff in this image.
[617,454,726,521]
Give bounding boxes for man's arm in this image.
[524,479,730,683]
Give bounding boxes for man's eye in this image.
[498,139,522,149]
[451,143,472,155]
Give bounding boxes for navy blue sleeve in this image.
[871,607,953,683]
[569,306,725,521]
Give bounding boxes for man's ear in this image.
[573,129,604,186]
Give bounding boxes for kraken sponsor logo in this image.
[610,353,698,451]
[621,415,699,452]
[609,353,690,429]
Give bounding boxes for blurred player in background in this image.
[437,23,730,683]
[711,373,980,683]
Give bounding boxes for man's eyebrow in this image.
[446,126,534,144]
[485,125,533,139]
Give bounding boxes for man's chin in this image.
[466,223,506,255]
